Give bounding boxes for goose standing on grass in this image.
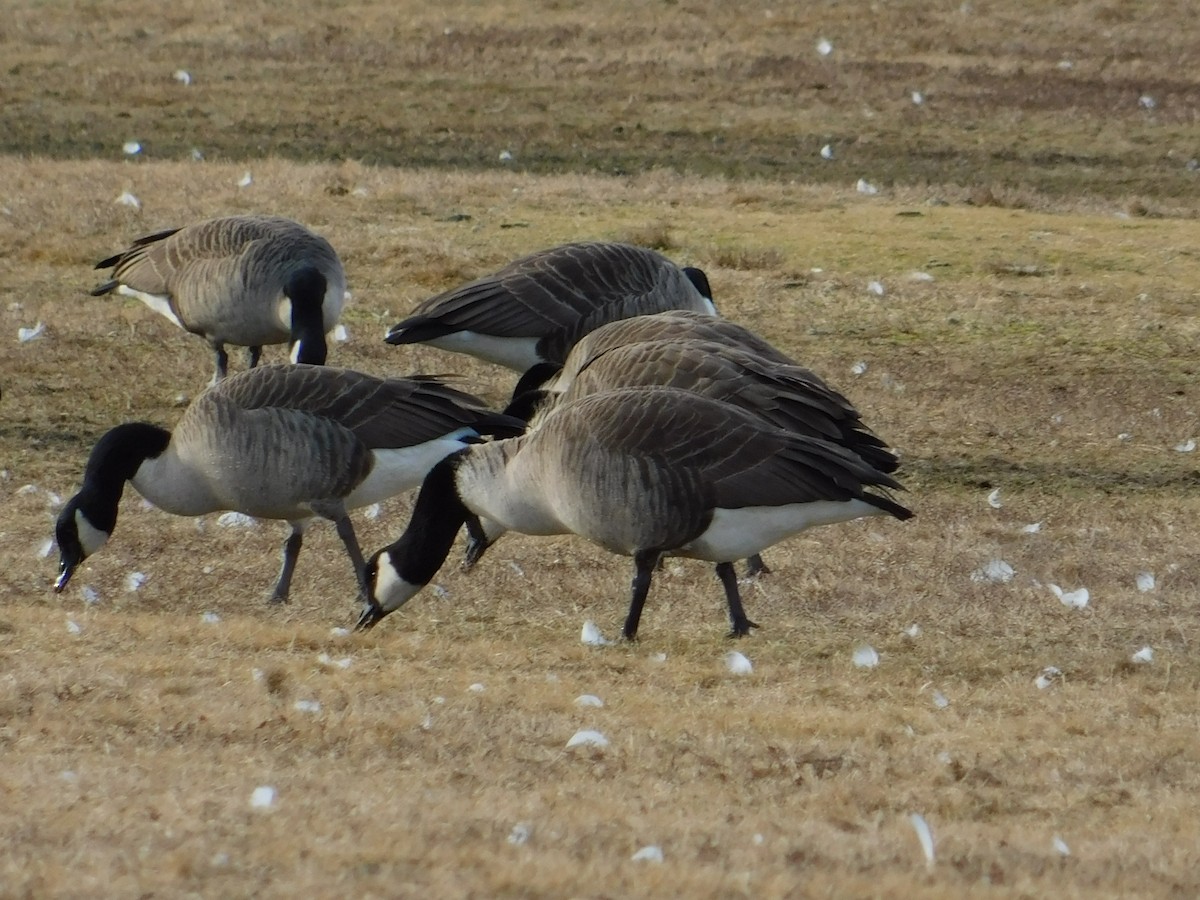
[492,338,901,576]
[53,365,524,605]
[91,215,347,384]
[384,242,715,372]
[357,387,912,639]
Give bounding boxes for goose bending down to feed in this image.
[91,215,347,383]
[384,242,716,372]
[492,337,901,576]
[358,387,912,639]
[53,364,524,605]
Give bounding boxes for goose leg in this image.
[623,550,661,641]
[332,515,369,596]
[461,515,492,571]
[743,554,771,578]
[210,343,229,386]
[246,346,263,369]
[716,561,759,638]
[270,526,305,603]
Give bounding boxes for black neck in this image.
[75,422,171,532]
[503,388,549,424]
[682,265,713,303]
[285,266,329,365]
[383,453,472,587]
[511,362,561,402]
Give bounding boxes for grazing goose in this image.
[91,215,347,383]
[384,242,715,371]
[511,309,795,399]
[53,364,523,604]
[357,387,912,638]
[492,338,900,576]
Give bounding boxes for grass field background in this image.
[2,1,1199,896]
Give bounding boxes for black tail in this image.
[385,317,458,346]
[864,492,914,521]
[90,279,119,296]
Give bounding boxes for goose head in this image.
[355,454,472,631]
[356,548,418,631]
[52,422,170,593]
[54,495,113,593]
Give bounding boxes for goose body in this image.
[53,364,523,604]
[359,388,912,638]
[385,242,716,371]
[92,215,347,383]
[494,338,900,575]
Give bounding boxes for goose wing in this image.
[211,364,518,449]
[91,216,288,294]
[386,243,686,343]
[563,338,899,474]
[552,388,907,513]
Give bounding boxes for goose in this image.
[384,242,715,371]
[53,364,524,604]
[510,309,795,399]
[488,337,901,576]
[91,215,347,384]
[357,387,912,638]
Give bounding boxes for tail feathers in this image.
[385,317,458,346]
[864,491,914,521]
[93,254,122,271]
[852,438,902,475]
[90,279,119,296]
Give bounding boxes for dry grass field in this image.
[2,1,1200,897]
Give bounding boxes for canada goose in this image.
[491,337,901,575]
[91,215,347,383]
[357,387,912,638]
[384,242,715,371]
[492,338,897,578]
[53,364,523,604]
[511,309,795,399]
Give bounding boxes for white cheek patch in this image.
[289,341,302,363]
[373,555,419,614]
[276,297,294,330]
[700,296,718,315]
[75,509,111,556]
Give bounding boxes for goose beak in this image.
[54,555,77,594]
[355,599,384,632]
